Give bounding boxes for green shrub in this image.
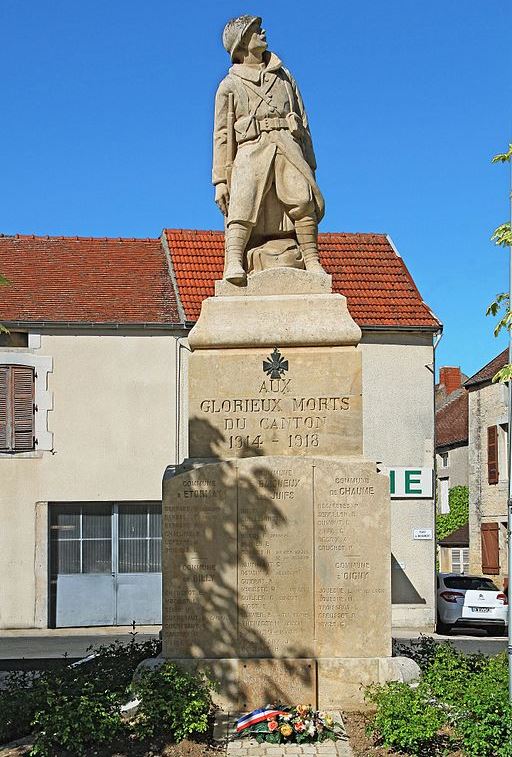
[30,682,126,756]
[0,670,44,744]
[453,653,512,757]
[366,679,447,753]
[436,485,469,541]
[422,642,485,708]
[369,645,512,756]
[132,662,214,742]
[393,633,444,672]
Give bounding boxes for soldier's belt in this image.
[257,116,289,132]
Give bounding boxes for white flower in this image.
[308,723,316,737]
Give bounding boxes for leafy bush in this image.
[453,653,512,757]
[369,644,512,757]
[392,633,442,672]
[366,680,447,753]
[0,670,44,744]
[6,638,216,756]
[30,683,126,756]
[436,485,469,541]
[28,637,161,756]
[132,662,214,743]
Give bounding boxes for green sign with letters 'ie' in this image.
[384,468,433,499]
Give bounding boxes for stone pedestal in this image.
[161,269,419,709]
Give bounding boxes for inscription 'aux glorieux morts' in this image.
[199,396,351,413]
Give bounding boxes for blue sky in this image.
[0,0,510,377]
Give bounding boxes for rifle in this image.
[225,92,235,191]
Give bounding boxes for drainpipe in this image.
[433,328,443,628]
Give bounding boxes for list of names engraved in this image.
[163,464,237,658]
[314,461,391,658]
[237,461,314,657]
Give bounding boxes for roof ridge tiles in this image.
[0,233,159,242]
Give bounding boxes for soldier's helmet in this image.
[222,15,262,62]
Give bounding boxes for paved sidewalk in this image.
[225,738,353,756]
[0,626,160,662]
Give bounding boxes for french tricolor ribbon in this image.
[236,708,288,732]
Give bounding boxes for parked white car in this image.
[436,573,508,635]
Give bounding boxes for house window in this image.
[487,425,499,484]
[439,477,450,514]
[0,332,29,348]
[451,547,469,574]
[440,452,448,468]
[0,365,35,452]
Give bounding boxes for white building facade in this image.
[0,230,441,630]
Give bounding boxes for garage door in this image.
[49,502,162,627]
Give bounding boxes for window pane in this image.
[119,505,147,539]
[82,539,111,573]
[82,504,112,538]
[148,505,162,537]
[148,539,162,572]
[50,510,80,540]
[119,539,147,573]
[445,576,499,591]
[51,540,80,574]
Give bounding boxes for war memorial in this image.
[161,15,417,711]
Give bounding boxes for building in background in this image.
[435,366,469,514]
[465,349,508,586]
[0,230,441,630]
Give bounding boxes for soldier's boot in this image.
[224,222,251,285]
[295,216,325,274]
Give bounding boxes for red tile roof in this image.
[436,391,468,448]
[0,235,180,324]
[0,230,440,329]
[464,349,509,390]
[164,229,440,328]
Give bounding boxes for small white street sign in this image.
[413,529,433,540]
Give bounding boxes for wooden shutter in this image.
[481,522,500,574]
[487,425,499,484]
[11,366,35,451]
[0,367,8,450]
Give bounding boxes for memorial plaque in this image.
[188,346,362,459]
[314,460,391,658]
[163,463,238,658]
[163,457,390,663]
[237,460,314,657]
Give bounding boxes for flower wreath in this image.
[235,705,345,744]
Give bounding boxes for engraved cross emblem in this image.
[263,347,289,379]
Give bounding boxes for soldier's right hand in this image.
[215,183,230,216]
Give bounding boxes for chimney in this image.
[439,366,462,396]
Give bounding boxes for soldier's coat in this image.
[213,52,325,227]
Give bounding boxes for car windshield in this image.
[443,576,499,591]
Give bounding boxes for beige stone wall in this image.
[0,331,187,629]
[436,445,469,490]
[468,382,509,585]
[360,332,435,629]
[0,327,435,630]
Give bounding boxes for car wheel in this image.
[436,617,452,635]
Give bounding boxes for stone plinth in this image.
[189,270,361,350]
[162,456,398,708]
[161,268,419,710]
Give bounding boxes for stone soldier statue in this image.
[213,15,326,284]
